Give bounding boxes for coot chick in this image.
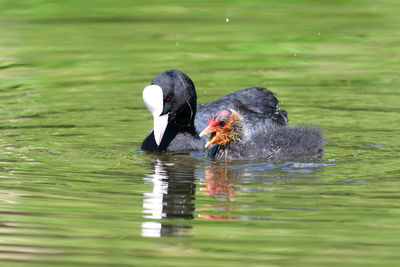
[199,109,323,161]
[141,70,288,152]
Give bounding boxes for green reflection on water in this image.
[1,0,400,266]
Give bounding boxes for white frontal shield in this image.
[143,85,169,146]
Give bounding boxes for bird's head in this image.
[199,109,243,148]
[142,70,197,146]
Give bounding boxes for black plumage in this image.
[201,109,323,161]
[141,70,287,152]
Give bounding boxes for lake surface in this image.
[1,0,400,266]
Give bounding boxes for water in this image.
[1,0,400,266]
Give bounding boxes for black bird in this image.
[199,109,323,161]
[141,70,288,152]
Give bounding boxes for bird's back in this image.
[195,87,287,134]
[211,123,323,161]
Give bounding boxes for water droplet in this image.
[225,18,229,23]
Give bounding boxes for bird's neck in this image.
[227,111,243,143]
[169,101,197,131]
[169,116,196,135]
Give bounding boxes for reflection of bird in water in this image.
[201,164,237,201]
[141,156,196,237]
[141,69,288,152]
[200,109,323,161]
[199,164,238,221]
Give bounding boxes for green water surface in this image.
[1,0,400,266]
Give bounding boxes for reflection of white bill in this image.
[142,160,167,219]
[141,222,162,238]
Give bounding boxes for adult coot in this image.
[199,109,323,160]
[141,70,288,152]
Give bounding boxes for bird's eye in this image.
[166,95,172,102]
[219,121,226,127]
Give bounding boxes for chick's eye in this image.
[219,121,226,127]
[166,95,172,102]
